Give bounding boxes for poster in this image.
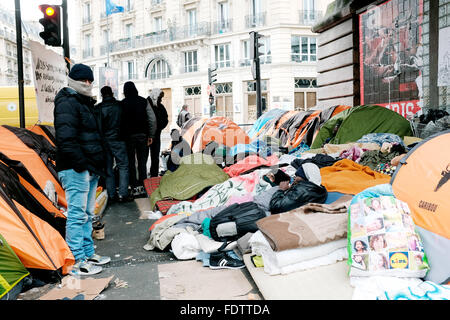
[359,0,423,118]
[30,40,67,124]
[99,67,119,98]
[438,26,450,87]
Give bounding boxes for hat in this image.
[69,64,94,82]
[295,165,307,181]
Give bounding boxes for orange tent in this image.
[27,124,56,147]
[0,186,74,276]
[0,126,67,209]
[183,117,250,153]
[391,129,450,284]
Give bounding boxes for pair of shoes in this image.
[131,186,146,198]
[209,252,245,270]
[70,259,102,276]
[117,195,134,203]
[87,253,111,266]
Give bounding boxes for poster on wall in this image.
[99,67,119,98]
[438,26,450,87]
[359,0,423,118]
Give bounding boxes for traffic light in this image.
[249,31,264,60]
[208,67,217,85]
[38,4,62,47]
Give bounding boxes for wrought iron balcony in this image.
[299,10,323,26]
[181,65,199,73]
[245,12,266,28]
[212,19,232,34]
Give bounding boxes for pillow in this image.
[348,195,430,278]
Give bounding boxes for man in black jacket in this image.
[121,81,157,197]
[96,86,132,203]
[269,163,328,214]
[148,88,168,177]
[54,63,110,276]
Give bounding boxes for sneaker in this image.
[87,253,111,266]
[209,252,245,270]
[118,195,134,203]
[70,259,102,276]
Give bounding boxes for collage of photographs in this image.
[349,196,428,274]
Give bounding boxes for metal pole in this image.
[14,0,25,128]
[255,57,262,119]
[62,0,70,71]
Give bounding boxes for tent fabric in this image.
[0,126,67,209]
[185,117,251,153]
[27,125,56,147]
[150,154,230,210]
[320,159,391,195]
[311,105,413,149]
[247,109,287,139]
[0,186,74,276]
[0,233,29,299]
[390,130,450,284]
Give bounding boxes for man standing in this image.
[148,88,168,177]
[176,104,192,128]
[54,64,110,276]
[96,86,132,203]
[121,81,157,197]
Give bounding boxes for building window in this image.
[240,40,251,66]
[149,59,170,80]
[125,0,134,11]
[215,1,231,33]
[184,50,198,73]
[125,23,133,39]
[291,36,316,62]
[83,2,91,24]
[127,61,135,80]
[260,36,271,64]
[184,85,202,117]
[154,17,162,32]
[83,34,92,58]
[246,80,269,120]
[215,82,233,117]
[294,78,317,111]
[215,43,231,68]
[187,9,197,36]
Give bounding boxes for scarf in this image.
[68,77,93,97]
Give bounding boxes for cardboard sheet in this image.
[158,260,259,300]
[243,254,354,300]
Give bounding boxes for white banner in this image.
[438,26,450,87]
[30,40,67,124]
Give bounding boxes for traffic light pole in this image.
[255,57,262,119]
[62,0,70,71]
[14,0,25,128]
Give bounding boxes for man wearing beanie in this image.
[269,163,328,214]
[54,63,111,276]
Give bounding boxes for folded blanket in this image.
[249,231,348,275]
[257,195,352,251]
[320,159,391,195]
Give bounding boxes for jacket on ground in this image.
[269,180,328,214]
[54,87,106,176]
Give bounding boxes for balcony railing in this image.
[82,48,94,58]
[213,60,234,69]
[212,19,232,34]
[149,71,171,80]
[239,56,271,67]
[181,65,199,73]
[245,12,266,28]
[299,10,323,26]
[82,16,92,25]
[239,58,251,67]
[151,0,164,5]
[100,44,114,56]
[109,23,210,53]
[120,74,138,81]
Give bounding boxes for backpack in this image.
[209,202,266,247]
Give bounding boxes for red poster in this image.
[359,0,423,118]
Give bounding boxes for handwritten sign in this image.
[30,40,67,124]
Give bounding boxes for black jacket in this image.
[148,97,168,134]
[269,180,328,214]
[54,87,106,176]
[121,83,156,138]
[95,96,124,143]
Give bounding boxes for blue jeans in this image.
[58,169,99,262]
[105,140,129,198]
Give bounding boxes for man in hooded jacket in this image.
[54,63,110,276]
[147,88,168,177]
[121,81,157,197]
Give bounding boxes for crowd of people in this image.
[53,63,170,275]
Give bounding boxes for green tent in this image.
[311,105,413,149]
[0,233,29,299]
[150,153,230,210]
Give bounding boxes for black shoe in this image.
[209,252,245,270]
[117,195,134,203]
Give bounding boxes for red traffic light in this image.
[45,7,55,17]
